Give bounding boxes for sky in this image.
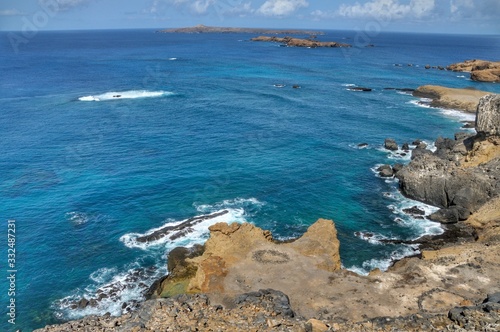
[0,0,499,34]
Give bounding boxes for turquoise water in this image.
[1,29,499,331]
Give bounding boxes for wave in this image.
[56,197,265,320]
[120,197,264,250]
[54,263,164,320]
[78,90,173,101]
[65,211,90,225]
[346,244,419,276]
[408,98,476,122]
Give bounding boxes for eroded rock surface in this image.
[413,85,493,113]
[447,59,500,83]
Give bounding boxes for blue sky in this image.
[0,0,499,34]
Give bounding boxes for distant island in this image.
[159,24,323,35]
[251,36,351,48]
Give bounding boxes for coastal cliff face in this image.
[447,59,500,83]
[397,94,500,223]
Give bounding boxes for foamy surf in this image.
[54,263,165,320]
[78,90,173,101]
[408,98,476,122]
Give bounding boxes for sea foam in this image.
[78,90,173,101]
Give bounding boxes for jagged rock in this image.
[476,94,500,136]
[384,138,398,151]
[378,164,394,177]
[429,208,460,224]
[392,163,404,174]
[185,219,341,294]
[447,59,500,82]
[403,206,425,216]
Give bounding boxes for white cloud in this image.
[0,9,25,16]
[449,0,500,20]
[147,0,253,17]
[337,0,435,20]
[38,0,95,12]
[257,0,309,17]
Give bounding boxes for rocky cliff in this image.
[447,59,500,83]
[397,94,500,224]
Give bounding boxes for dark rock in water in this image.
[358,143,368,148]
[348,87,372,92]
[378,164,394,177]
[384,138,398,151]
[438,66,445,70]
[402,142,410,151]
[136,210,229,243]
[383,88,414,93]
[412,139,422,146]
[392,163,404,174]
[292,85,301,89]
[425,64,431,69]
[461,121,475,129]
[78,298,89,309]
[402,206,425,216]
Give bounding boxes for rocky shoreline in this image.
[36,95,500,331]
[251,36,351,48]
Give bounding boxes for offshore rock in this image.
[447,59,500,83]
[251,36,351,48]
[476,94,500,136]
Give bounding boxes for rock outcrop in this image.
[184,218,341,294]
[447,59,500,83]
[413,85,493,113]
[251,36,351,48]
[397,94,500,223]
[476,94,500,136]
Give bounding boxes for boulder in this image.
[384,138,398,151]
[378,164,394,177]
[476,94,500,136]
[447,59,500,83]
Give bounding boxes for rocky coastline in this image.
[36,95,500,331]
[413,85,493,113]
[251,36,351,48]
[447,59,500,83]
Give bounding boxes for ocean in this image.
[0,29,499,331]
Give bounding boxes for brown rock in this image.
[413,85,493,113]
[447,59,500,82]
[307,318,329,332]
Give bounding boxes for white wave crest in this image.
[120,208,247,250]
[346,244,419,276]
[78,90,173,101]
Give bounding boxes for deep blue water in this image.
[1,29,499,331]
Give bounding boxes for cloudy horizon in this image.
[0,0,499,34]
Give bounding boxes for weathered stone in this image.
[384,138,398,151]
[476,94,500,136]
